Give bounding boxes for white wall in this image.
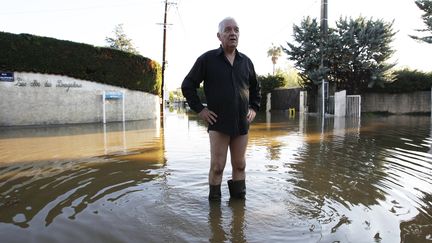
[0,72,160,126]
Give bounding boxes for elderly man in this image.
[181,17,261,201]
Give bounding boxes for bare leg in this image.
[209,131,230,185]
[229,134,248,181]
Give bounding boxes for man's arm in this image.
[181,56,218,125]
[181,57,206,114]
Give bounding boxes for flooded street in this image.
[0,109,431,243]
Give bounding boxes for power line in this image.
[0,0,151,15]
[264,0,320,46]
[172,0,188,40]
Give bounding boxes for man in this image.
[181,17,261,201]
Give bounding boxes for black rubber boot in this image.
[208,184,221,201]
[228,179,246,199]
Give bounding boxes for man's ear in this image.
[217,32,221,40]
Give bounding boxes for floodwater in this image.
[0,108,431,243]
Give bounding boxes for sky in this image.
[1,0,431,91]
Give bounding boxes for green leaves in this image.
[0,31,161,95]
[257,74,286,108]
[368,68,432,93]
[411,0,432,44]
[267,44,283,74]
[284,16,396,94]
[105,24,139,55]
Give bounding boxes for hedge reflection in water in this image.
[0,108,431,243]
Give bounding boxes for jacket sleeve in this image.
[181,56,206,113]
[248,60,261,112]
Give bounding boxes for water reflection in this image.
[0,157,164,228]
[208,202,227,242]
[0,110,431,242]
[246,111,432,242]
[208,200,246,243]
[0,120,161,164]
[0,120,165,230]
[228,200,246,242]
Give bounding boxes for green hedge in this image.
[367,68,432,93]
[258,74,286,108]
[0,31,161,95]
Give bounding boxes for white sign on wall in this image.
[0,72,14,82]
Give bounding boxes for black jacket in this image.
[181,46,261,136]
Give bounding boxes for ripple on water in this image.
[1,112,432,242]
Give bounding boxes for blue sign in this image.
[0,72,14,82]
[105,91,123,99]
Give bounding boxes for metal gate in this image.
[346,95,361,117]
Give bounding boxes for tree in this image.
[332,17,396,93]
[410,0,432,43]
[105,24,139,54]
[283,17,323,93]
[274,66,301,88]
[283,16,396,94]
[257,74,286,108]
[267,44,282,75]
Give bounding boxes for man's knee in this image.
[210,164,225,176]
[232,160,246,172]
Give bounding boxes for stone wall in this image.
[0,72,160,126]
[362,91,430,114]
[269,88,430,114]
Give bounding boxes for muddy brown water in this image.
[0,109,431,243]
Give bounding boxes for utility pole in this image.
[161,0,168,113]
[320,0,328,37]
[160,0,175,117]
[320,0,328,117]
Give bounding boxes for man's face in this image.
[218,20,239,49]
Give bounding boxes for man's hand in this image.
[246,108,256,123]
[198,107,217,125]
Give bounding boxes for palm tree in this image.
[267,44,282,75]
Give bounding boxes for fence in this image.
[324,94,361,117]
[346,95,361,117]
[297,90,429,116]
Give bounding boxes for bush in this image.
[258,74,286,108]
[367,68,432,93]
[0,31,161,95]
